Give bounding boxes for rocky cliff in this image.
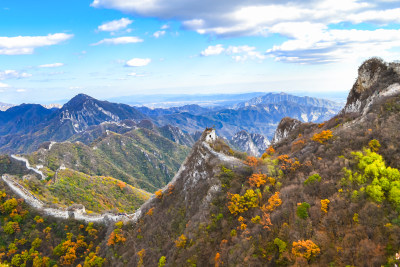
[230,130,270,156]
[342,57,400,115]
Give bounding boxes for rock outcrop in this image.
[272,117,301,144]
[342,58,400,115]
[230,130,270,156]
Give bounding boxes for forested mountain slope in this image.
[22,128,190,192]
[102,58,400,266]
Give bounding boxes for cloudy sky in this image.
[1,0,400,104]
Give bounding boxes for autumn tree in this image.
[311,130,333,143]
[158,256,166,267]
[155,190,163,199]
[245,156,260,167]
[320,199,330,213]
[107,222,126,246]
[227,190,259,215]
[262,146,275,159]
[248,173,267,187]
[175,234,187,248]
[215,252,221,267]
[137,249,145,267]
[260,192,282,230]
[304,174,321,185]
[368,139,381,152]
[83,247,104,267]
[292,240,320,262]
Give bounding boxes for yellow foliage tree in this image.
[175,234,187,248]
[292,240,321,261]
[137,249,145,267]
[321,199,330,213]
[227,190,259,215]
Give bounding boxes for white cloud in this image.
[161,24,169,30]
[346,8,400,24]
[16,89,26,92]
[98,18,133,32]
[0,70,31,80]
[200,44,225,56]
[0,82,9,88]
[267,28,400,64]
[39,63,64,68]
[91,0,400,64]
[128,72,145,77]
[201,44,265,61]
[91,0,394,36]
[0,33,73,55]
[92,36,143,45]
[153,31,165,38]
[125,58,151,67]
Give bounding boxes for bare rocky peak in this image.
[342,58,400,115]
[231,130,270,156]
[272,117,301,144]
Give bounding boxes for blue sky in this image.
[0,0,400,104]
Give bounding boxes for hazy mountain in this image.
[0,94,147,153]
[151,100,338,138]
[137,104,211,117]
[0,102,15,111]
[233,92,343,111]
[229,130,270,156]
[0,91,341,153]
[109,92,267,107]
[0,104,56,135]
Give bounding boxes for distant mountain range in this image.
[0,92,342,154]
[144,93,342,138]
[0,93,341,157]
[0,102,15,111]
[233,92,341,110]
[0,102,62,111]
[109,92,268,107]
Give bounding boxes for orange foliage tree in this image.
[155,190,163,199]
[107,222,126,246]
[248,173,267,187]
[244,156,260,167]
[311,130,333,144]
[292,240,321,262]
[262,146,275,159]
[145,207,154,216]
[263,192,282,212]
[215,252,221,267]
[277,155,301,172]
[175,234,187,248]
[117,181,126,190]
[260,192,282,230]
